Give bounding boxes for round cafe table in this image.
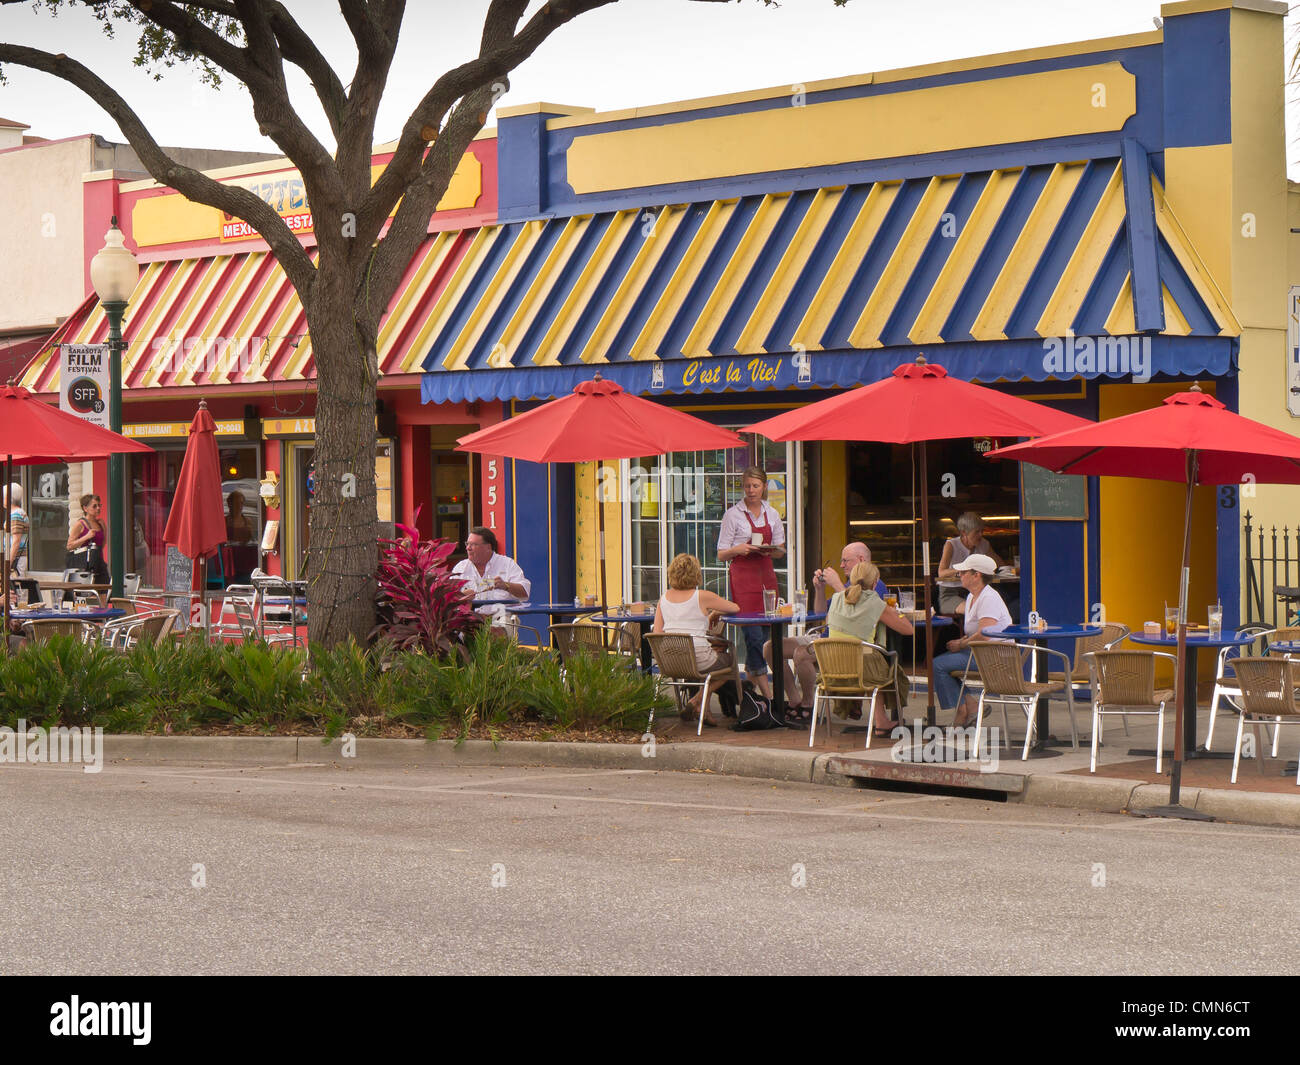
[983,623,1102,755]
[589,611,656,672]
[722,612,828,722]
[1268,641,1300,656]
[499,601,602,648]
[1128,629,1256,759]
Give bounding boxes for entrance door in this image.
[431,449,472,561]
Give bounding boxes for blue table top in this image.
[1129,629,1254,648]
[1270,641,1300,655]
[500,601,602,615]
[12,607,126,621]
[989,624,1103,640]
[724,612,829,626]
[589,612,656,625]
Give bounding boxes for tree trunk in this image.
[302,287,379,647]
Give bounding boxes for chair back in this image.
[132,611,179,648]
[232,598,261,639]
[644,632,705,682]
[550,622,605,662]
[970,641,1033,696]
[811,638,873,694]
[110,597,137,616]
[1272,626,1300,645]
[1233,658,1300,718]
[23,618,85,643]
[1070,623,1129,678]
[1088,650,1159,706]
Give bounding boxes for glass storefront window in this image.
[24,464,69,573]
[624,434,794,603]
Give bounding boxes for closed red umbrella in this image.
[989,388,1300,815]
[163,401,227,629]
[457,374,745,603]
[0,382,153,647]
[745,357,1092,723]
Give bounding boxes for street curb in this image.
[98,735,1300,829]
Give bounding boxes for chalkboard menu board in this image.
[1020,463,1088,521]
[164,545,192,629]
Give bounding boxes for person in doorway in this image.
[4,482,28,578]
[716,465,785,700]
[931,554,1012,727]
[225,491,253,542]
[936,512,1001,616]
[763,541,887,720]
[452,526,530,633]
[66,493,109,584]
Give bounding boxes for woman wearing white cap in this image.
[931,553,1011,727]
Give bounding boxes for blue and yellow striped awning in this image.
[420,153,1238,399]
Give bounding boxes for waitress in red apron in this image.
[716,465,784,700]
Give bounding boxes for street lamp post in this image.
[89,217,138,599]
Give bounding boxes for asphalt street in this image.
[3,759,1296,975]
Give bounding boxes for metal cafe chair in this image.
[644,632,741,736]
[22,618,91,644]
[550,621,637,670]
[1043,622,1132,747]
[1204,624,1275,752]
[808,637,899,749]
[1083,650,1177,774]
[100,609,180,651]
[1231,658,1300,785]
[969,641,1070,761]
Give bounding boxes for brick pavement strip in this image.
[94,734,1300,829]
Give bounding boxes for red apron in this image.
[728,507,778,613]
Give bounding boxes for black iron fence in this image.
[1243,511,1300,627]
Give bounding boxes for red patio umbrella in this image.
[456,374,745,603]
[989,387,1300,815]
[0,383,153,644]
[745,357,1092,723]
[163,400,227,631]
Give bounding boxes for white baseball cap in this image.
[952,553,996,575]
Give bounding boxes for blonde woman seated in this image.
[822,561,916,735]
[653,552,741,726]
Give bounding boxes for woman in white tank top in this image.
[653,553,740,725]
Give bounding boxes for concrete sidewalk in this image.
[90,688,1300,830]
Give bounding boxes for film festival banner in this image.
[59,344,111,428]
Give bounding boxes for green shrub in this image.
[125,633,233,731]
[0,636,143,727]
[385,651,455,734]
[307,637,395,738]
[218,640,314,729]
[528,651,671,731]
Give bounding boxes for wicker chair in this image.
[551,622,637,667]
[644,632,740,735]
[1204,625,1275,752]
[1044,622,1131,747]
[1231,658,1300,784]
[22,618,89,643]
[109,597,138,616]
[808,638,899,749]
[100,609,180,650]
[969,641,1069,761]
[1084,649,1176,773]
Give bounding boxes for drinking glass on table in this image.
[1164,606,1179,636]
[792,587,808,621]
[1208,604,1223,639]
[763,588,777,616]
[885,589,899,608]
[900,590,916,613]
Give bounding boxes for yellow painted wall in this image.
[574,461,624,604]
[820,441,847,568]
[1099,382,1218,676]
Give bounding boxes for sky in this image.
[1,0,1299,174]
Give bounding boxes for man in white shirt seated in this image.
[451,527,531,631]
[931,553,1013,727]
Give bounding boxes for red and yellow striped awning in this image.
[21,229,480,394]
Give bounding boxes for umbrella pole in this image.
[1137,450,1213,821]
[596,464,607,607]
[920,442,936,728]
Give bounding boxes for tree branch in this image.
[0,41,316,295]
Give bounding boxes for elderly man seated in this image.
[763,541,890,720]
[451,527,530,634]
